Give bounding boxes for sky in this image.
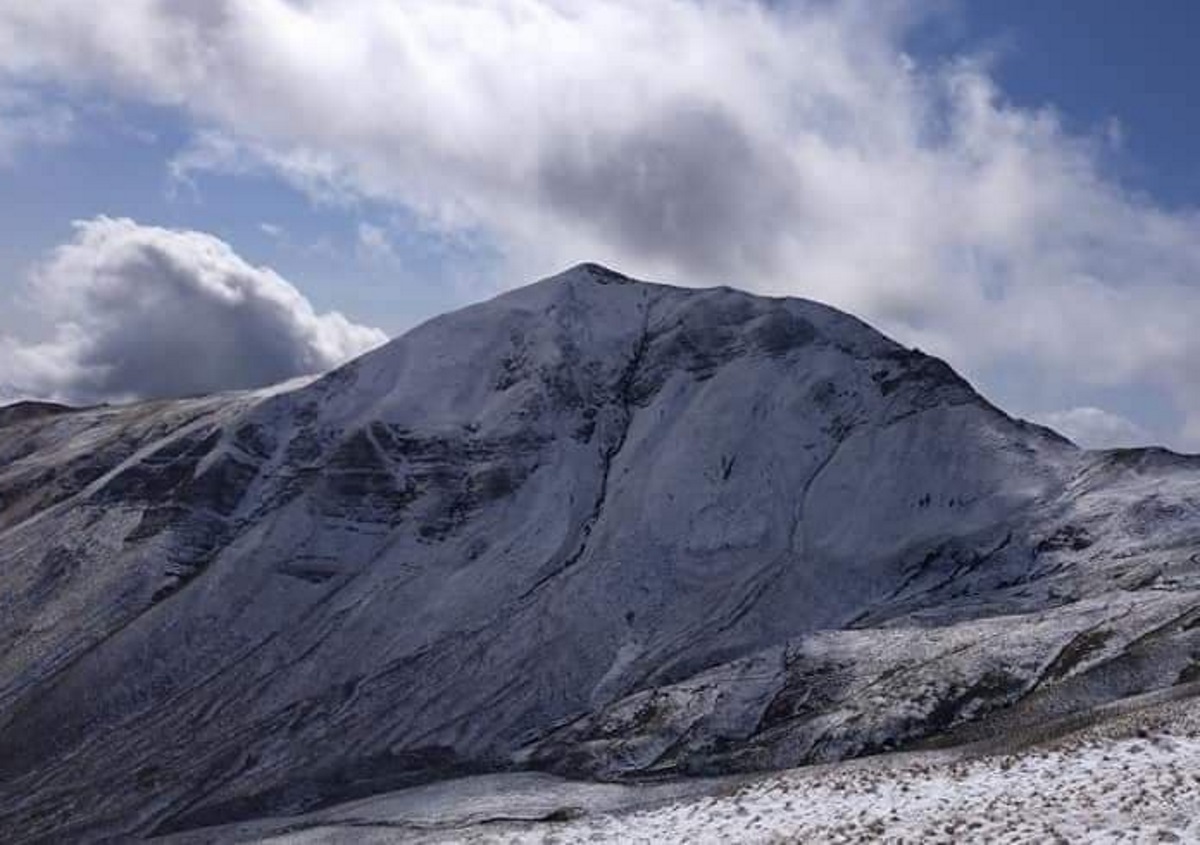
[1,1,1199,450]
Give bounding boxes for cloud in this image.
[0,84,72,163]
[1037,407,1152,450]
[4,2,1200,446]
[0,217,386,404]
[355,222,401,266]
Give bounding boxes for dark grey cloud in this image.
[538,106,800,279]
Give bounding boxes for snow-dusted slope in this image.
[1,264,1199,843]
[155,685,1200,844]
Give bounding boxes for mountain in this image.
[2,264,1199,842]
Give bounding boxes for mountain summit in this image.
[2,264,1199,842]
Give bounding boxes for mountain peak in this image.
[5,265,1198,843]
[558,261,639,284]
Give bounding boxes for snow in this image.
[174,692,1199,844]
[565,730,1200,844]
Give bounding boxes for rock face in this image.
[1,264,1199,842]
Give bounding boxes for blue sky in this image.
[926,1,1200,206]
[1,1,1199,450]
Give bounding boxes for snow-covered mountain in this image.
[2,264,1199,843]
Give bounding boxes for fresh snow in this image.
[160,691,1200,843]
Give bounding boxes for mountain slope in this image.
[1,264,1198,842]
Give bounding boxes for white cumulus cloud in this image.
[0,217,386,404]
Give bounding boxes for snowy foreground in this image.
[165,692,1200,844]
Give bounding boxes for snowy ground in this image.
[527,722,1200,844]
[162,692,1200,844]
